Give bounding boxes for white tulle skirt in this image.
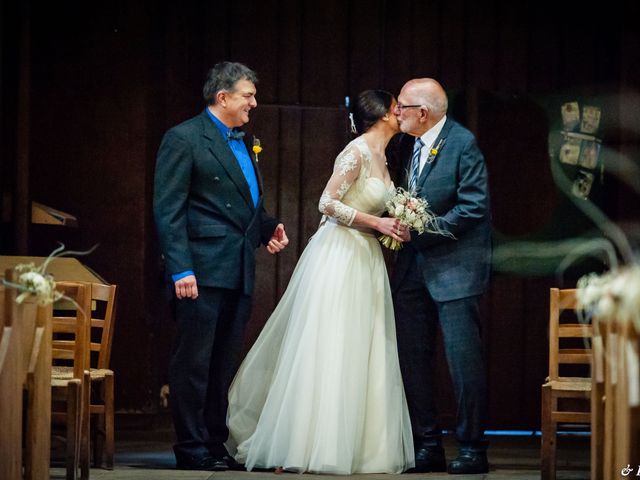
[225,221,414,474]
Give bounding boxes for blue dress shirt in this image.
[206,109,259,206]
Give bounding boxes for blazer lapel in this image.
[417,118,454,188]
[201,115,255,209]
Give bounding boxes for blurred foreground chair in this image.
[0,269,51,480]
[541,288,592,480]
[0,269,53,480]
[51,282,91,480]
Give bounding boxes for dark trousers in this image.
[169,286,252,460]
[393,261,487,451]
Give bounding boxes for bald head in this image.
[395,78,448,136]
[403,78,448,117]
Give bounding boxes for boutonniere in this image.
[426,137,446,164]
[252,136,263,162]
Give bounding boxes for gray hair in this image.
[424,94,448,115]
[203,62,258,104]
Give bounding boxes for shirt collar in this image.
[419,114,447,149]
[205,107,234,139]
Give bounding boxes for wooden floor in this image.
[50,432,590,479]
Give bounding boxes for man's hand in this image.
[398,227,412,242]
[267,223,289,254]
[174,274,198,299]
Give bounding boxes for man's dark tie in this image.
[228,129,245,140]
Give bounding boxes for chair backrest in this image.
[52,282,92,379]
[88,283,117,370]
[548,288,592,382]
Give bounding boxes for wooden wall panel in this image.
[526,5,561,93]
[495,0,528,91]
[228,0,280,104]
[300,108,350,240]
[300,0,348,105]
[486,275,526,428]
[381,0,413,95]
[276,0,303,104]
[277,108,304,291]
[25,1,156,409]
[477,91,555,237]
[2,0,639,425]
[467,0,498,90]
[348,0,384,95]
[162,1,211,123]
[438,0,466,88]
[408,0,441,81]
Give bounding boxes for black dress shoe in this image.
[447,451,489,474]
[176,455,229,471]
[408,445,446,473]
[223,455,246,471]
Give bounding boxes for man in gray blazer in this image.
[154,62,288,471]
[392,78,491,475]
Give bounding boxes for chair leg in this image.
[80,372,91,480]
[541,385,557,480]
[104,372,115,469]
[66,380,81,480]
[92,409,104,468]
[93,373,115,469]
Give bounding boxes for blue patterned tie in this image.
[409,138,424,192]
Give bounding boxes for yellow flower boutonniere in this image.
[426,138,446,164]
[252,136,262,162]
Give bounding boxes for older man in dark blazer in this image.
[392,78,491,475]
[154,62,288,471]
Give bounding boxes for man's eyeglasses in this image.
[396,103,425,111]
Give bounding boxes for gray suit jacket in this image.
[153,111,278,296]
[392,118,492,302]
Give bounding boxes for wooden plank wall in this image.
[1,0,639,429]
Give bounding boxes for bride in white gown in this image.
[225,90,415,474]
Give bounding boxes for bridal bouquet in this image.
[379,187,440,250]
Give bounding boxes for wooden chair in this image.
[0,269,54,480]
[600,315,640,479]
[0,279,24,480]
[24,301,53,480]
[590,317,605,480]
[87,283,117,469]
[51,282,92,480]
[541,288,592,480]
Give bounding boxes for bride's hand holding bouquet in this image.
[378,187,443,251]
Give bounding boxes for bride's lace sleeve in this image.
[318,144,363,226]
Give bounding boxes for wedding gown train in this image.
[225,136,414,474]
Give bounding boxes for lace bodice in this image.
[318,137,393,225]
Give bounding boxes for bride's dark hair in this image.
[351,89,394,135]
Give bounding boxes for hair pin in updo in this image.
[348,112,357,134]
